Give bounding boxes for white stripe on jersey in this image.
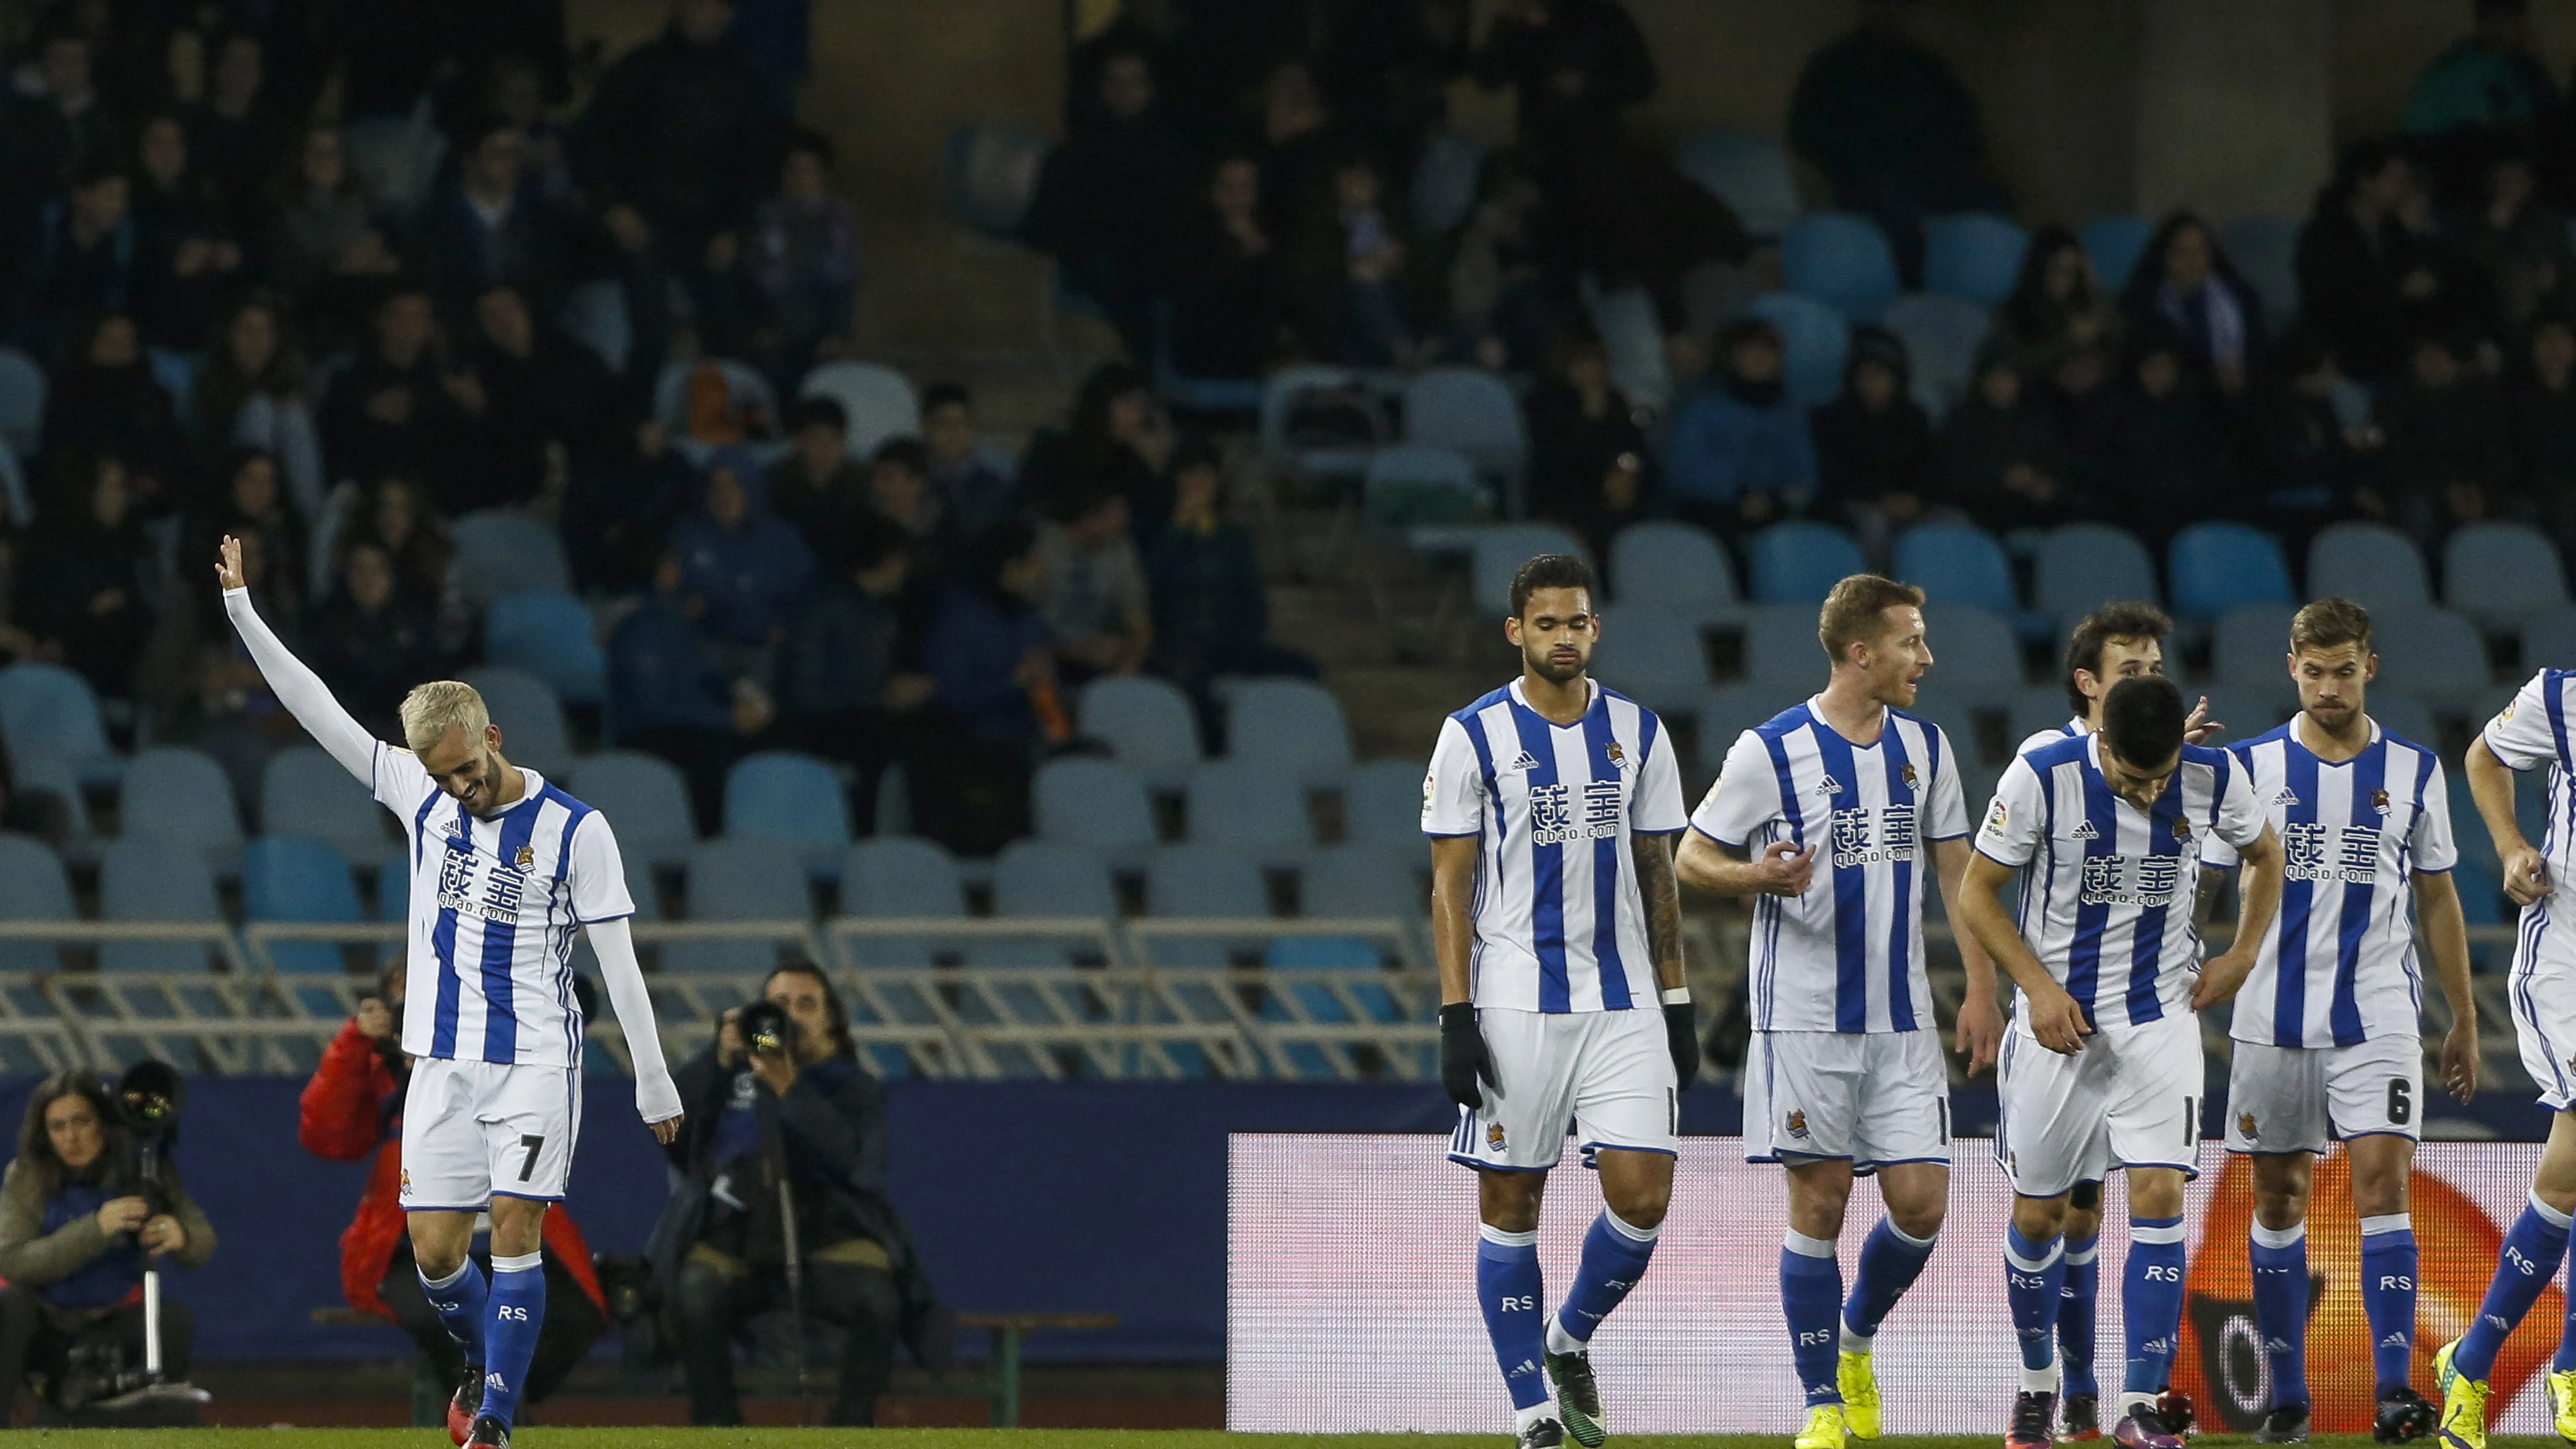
[1421,680,1689,1013]
[2486,669,2576,906]
[2215,717,2453,1048]
[2014,718,2088,758]
[1692,699,1971,1034]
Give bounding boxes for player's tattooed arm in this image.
[1632,830,1686,990]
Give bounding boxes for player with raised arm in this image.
[1957,676,2284,1449]
[2432,664,2576,1449]
[1677,574,2006,1449]
[216,536,680,1449]
[2194,600,2474,1445]
[1426,554,1693,1449]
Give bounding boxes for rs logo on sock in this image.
[497,1306,530,1321]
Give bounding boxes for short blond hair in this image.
[399,680,490,754]
[2291,597,2371,656]
[1818,574,1926,665]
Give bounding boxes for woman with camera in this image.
[0,1070,216,1412]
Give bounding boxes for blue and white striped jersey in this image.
[2201,717,2453,1048]
[373,746,634,1067]
[1976,733,2268,1032]
[2015,717,2088,758]
[1692,700,1970,1034]
[2484,669,2576,900]
[1422,680,1688,1013]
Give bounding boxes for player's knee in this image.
[1605,1181,1670,1232]
[1478,1171,1544,1234]
[1889,1196,1945,1241]
[2011,1195,2069,1240]
[2127,1173,2186,1220]
[2251,1181,2308,1230]
[413,1241,467,1282]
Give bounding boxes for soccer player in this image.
[2197,599,2474,1444]
[2433,663,2576,1449]
[1957,675,2284,1449]
[1425,554,1693,1449]
[1679,574,2006,1449]
[216,536,681,1449]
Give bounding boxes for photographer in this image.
[650,962,945,1426]
[0,1071,216,1412]
[298,962,608,1419]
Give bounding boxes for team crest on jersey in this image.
[2372,788,2391,816]
[1900,763,1918,789]
[1487,1122,1506,1149]
[515,845,535,869]
[2071,820,2099,841]
[1606,741,1627,770]
[2173,817,2192,843]
[2238,1112,2258,1140]
[400,1168,411,1193]
[1784,1110,1809,1139]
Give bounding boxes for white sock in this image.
[1516,1401,1555,1432]
[2023,1361,2058,1395]
[1841,1323,1872,1356]
[2122,1391,2157,1417]
[1546,1313,1584,1357]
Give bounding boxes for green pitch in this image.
[4,1435,2572,1449]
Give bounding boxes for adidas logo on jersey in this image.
[1506,751,1541,774]
[2275,787,2301,806]
[2071,820,2099,840]
[1817,777,1843,795]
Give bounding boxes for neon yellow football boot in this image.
[2433,1339,2489,1449]
[1795,1403,1851,1449]
[1837,1350,1881,1439]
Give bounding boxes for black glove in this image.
[1439,1002,1494,1109]
[1665,999,1700,1091]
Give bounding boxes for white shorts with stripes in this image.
[1996,1011,2203,1199]
[1447,1007,1678,1171]
[1741,1029,1951,1173]
[399,1056,583,1209]
[2512,899,2576,1110]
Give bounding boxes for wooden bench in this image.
[951,1311,1118,1427]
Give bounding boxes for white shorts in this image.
[1997,1012,2204,1198]
[1447,1007,1678,1171]
[1742,1029,1952,1174]
[2512,911,2576,1109]
[2224,1035,2423,1155]
[399,1056,584,1209]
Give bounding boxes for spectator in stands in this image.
[0,1070,216,1413]
[924,519,1055,749]
[657,963,943,1426]
[1315,0,1470,184]
[610,542,772,833]
[345,473,458,615]
[16,162,137,362]
[304,540,447,741]
[741,127,860,394]
[1998,224,2121,372]
[1527,332,1651,556]
[187,30,281,245]
[767,395,868,565]
[1788,0,2001,282]
[480,51,577,205]
[263,127,399,326]
[1035,483,1151,687]
[2030,337,2120,498]
[39,314,183,512]
[1939,341,2075,534]
[565,420,700,594]
[19,452,154,704]
[669,453,814,673]
[128,112,242,351]
[420,118,568,325]
[2094,325,2229,546]
[1168,152,1297,383]
[2458,148,2575,340]
[855,439,958,627]
[1290,148,1419,368]
[0,25,122,233]
[921,382,1016,538]
[1661,317,1816,538]
[2294,138,2453,386]
[1441,156,1557,371]
[1018,361,1171,523]
[1145,437,1314,702]
[779,532,933,830]
[321,285,470,503]
[1471,0,1653,163]
[2119,211,2264,397]
[451,282,612,512]
[1813,327,1936,563]
[2373,328,2518,544]
[190,295,323,520]
[1255,58,1338,244]
[190,447,307,612]
[2513,313,2576,543]
[2243,330,2381,555]
[1023,34,1183,359]
[2399,0,2567,210]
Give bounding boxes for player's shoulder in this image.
[2181,740,2235,771]
[1593,684,1667,736]
[1750,699,1816,741]
[2372,720,2437,762]
[1449,683,1515,725]
[2225,721,2295,761]
[1883,705,1955,758]
[2023,731,2090,771]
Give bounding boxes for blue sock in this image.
[478,1251,546,1428]
[2457,1193,2574,1381]
[418,1258,489,1366]
[2249,1220,2309,1409]
[1478,1225,1551,1411]
[2123,1215,2187,1396]
[2058,1234,2100,1398]
[2006,1222,2066,1384]
[1782,1230,1845,1406]
[2360,1213,2419,1391]
[1552,1209,1658,1351]
[1842,1216,1937,1345]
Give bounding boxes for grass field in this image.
[5,1435,2575,1449]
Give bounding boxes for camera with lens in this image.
[737,1001,795,1059]
[116,1061,182,1171]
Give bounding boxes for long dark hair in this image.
[2118,210,2252,316]
[766,961,855,1061]
[18,1070,124,1196]
[2002,224,2090,339]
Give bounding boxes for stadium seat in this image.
[1743,292,1851,408]
[1593,606,1708,716]
[259,747,387,862]
[1608,521,1737,619]
[2080,214,2155,292]
[1879,293,1991,420]
[1742,604,1827,688]
[1142,847,1268,967]
[1923,606,2024,704]
[1922,213,2029,307]
[0,346,44,458]
[1338,760,1427,846]
[2446,521,2569,625]
[942,122,1050,237]
[564,751,696,870]
[244,834,362,974]
[1697,682,1793,760]
[2306,521,2430,612]
[1676,128,1800,240]
[799,361,919,459]
[1076,676,1202,789]
[483,591,607,705]
[2168,523,2293,620]
[721,751,852,873]
[1410,130,1488,236]
[2032,523,2160,623]
[839,835,965,967]
[2008,686,2081,753]
[460,667,572,776]
[2199,688,2291,743]
[1403,368,1528,496]
[0,662,121,788]
[1364,444,1487,526]
[2218,215,2302,329]
[449,510,572,609]
[1470,523,1590,618]
[1259,365,1385,480]
[1782,212,1901,323]
[1748,522,1867,605]
[2212,605,2301,696]
[99,835,222,972]
[1892,523,2017,617]
[1032,756,1156,855]
[667,838,812,974]
[556,278,630,374]
[2523,605,2576,676]
[1225,679,1354,786]
[1902,686,1986,769]
[1301,844,1423,920]
[1586,285,1671,413]
[1187,759,1312,864]
[119,747,244,862]
[993,839,1116,919]
[0,833,72,971]
[2369,690,2438,750]
[2371,607,2494,710]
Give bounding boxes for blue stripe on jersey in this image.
[2271,743,2320,1048]
[2124,771,2185,1026]
[478,805,545,1064]
[2329,742,2388,1047]
[2066,762,2118,1023]
[1506,703,1572,1013]
[2549,669,2571,771]
[1806,721,1870,1033]
[1881,722,1918,1032]
[1759,723,1808,1021]
[429,798,468,1058]
[1579,706,1634,1011]
[1459,711,1501,983]
[547,787,593,1065]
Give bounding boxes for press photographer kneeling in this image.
[0,1070,214,1416]
[650,962,943,1426]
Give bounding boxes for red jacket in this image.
[298,1020,608,1321]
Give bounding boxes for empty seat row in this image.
[1076,675,1352,788]
[1034,756,1423,860]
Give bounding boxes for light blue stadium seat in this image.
[1410,130,1488,236]
[1748,522,1867,605]
[1676,128,1800,239]
[0,346,43,457]
[994,839,1116,919]
[0,662,121,788]
[2372,607,2493,709]
[2446,521,2569,624]
[1923,213,2029,307]
[1782,213,1901,323]
[2369,691,2438,751]
[1880,293,1991,419]
[722,751,851,876]
[800,361,919,459]
[1302,844,1422,920]
[1743,292,1850,408]
[839,836,964,967]
[1470,523,1590,617]
[2306,521,2429,612]
[1608,521,1736,619]
[565,751,695,869]
[942,123,1050,238]
[449,510,571,609]
[2008,685,2080,752]
[484,591,607,705]
[2169,523,2292,620]
[1742,603,1826,688]
[1033,756,1156,855]
[462,667,573,776]
[2080,214,2155,292]
[667,838,810,973]
[121,747,244,862]
[1893,523,2018,617]
[99,835,222,972]
[245,834,361,973]
[1076,675,1201,789]
[1227,679,1355,786]
[2033,523,2159,623]
[1340,760,1429,847]
[1403,368,1528,495]
[2219,215,2300,329]
[260,747,387,861]
[1593,605,1708,716]
[0,833,72,971]
[2523,605,2576,674]
[1924,606,2024,704]
[1365,443,1487,526]
[1698,682,1789,760]
[1259,365,1383,480]
[2212,605,2301,697]
[1143,847,1267,967]
[1187,760,1312,865]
